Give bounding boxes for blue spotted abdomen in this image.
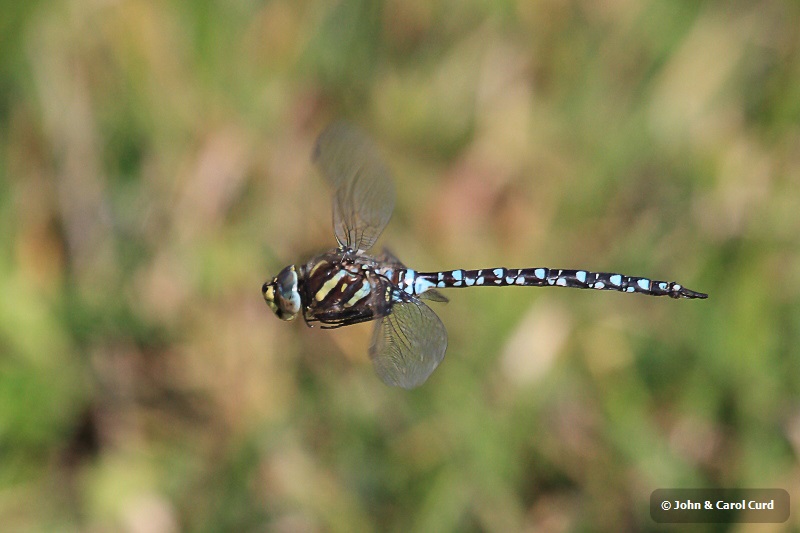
[406,267,707,300]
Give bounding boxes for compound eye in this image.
[275,266,301,319]
[277,268,297,296]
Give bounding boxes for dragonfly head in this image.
[263,265,301,321]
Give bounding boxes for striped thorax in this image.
[265,250,400,329]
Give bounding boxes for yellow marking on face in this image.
[344,279,371,308]
[315,269,347,302]
[264,284,276,307]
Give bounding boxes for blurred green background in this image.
[2,0,799,531]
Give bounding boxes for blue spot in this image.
[595,281,605,289]
[626,286,634,292]
[405,269,415,285]
[658,282,667,291]
[452,270,463,281]
[493,268,504,277]
[609,274,622,286]
[476,276,485,285]
[415,278,435,294]
[637,279,650,290]
[576,271,587,283]
[556,278,567,286]
[535,268,546,279]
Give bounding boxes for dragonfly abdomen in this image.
[405,267,707,300]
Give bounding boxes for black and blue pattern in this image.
[263,122,707,389]
[399,267,706,299]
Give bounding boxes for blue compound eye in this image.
[263,265,301,321]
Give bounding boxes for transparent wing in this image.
[419,289,448,303]
[369,293,448,389]
[312,121,396,252]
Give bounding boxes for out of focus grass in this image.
[2,0,799,531]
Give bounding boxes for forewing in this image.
[312,122,396,252]
[369,293,448,389]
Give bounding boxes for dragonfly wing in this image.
[419,289,448,303]
[312,121,396,252]
[369,293,448,389]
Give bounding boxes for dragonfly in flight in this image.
[263,122,707,389]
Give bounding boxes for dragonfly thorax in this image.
[263,264,302,321]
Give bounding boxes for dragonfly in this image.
[263,122,707,389]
